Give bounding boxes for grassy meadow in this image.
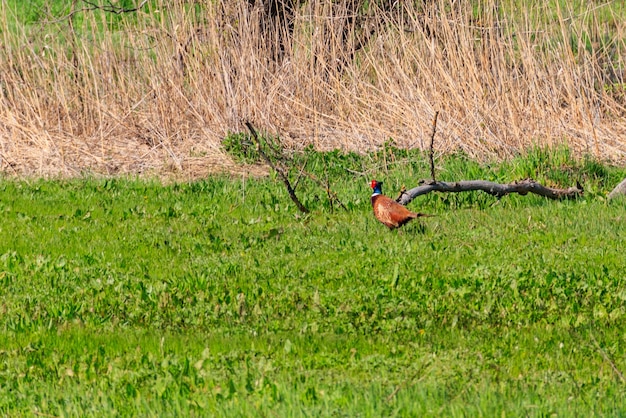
[1,1,626,416]
[1,147,626,416]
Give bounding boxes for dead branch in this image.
[385,360,432,403]
[81,0,149,14]
[0,153,22,179]
[608,178,626,199]
[394,108,586,205]
[428,111,439,182]
[301,170,348,211]
[589,331,626,384]
[45,0,149,23]
[244,121,309,213]
[396,178,583,205]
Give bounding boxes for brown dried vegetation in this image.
[1,0,625,178]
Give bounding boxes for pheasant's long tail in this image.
[414,212,434,218]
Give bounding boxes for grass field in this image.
[1,0,626,176]
[2,1,626,415]
[1,148,626,416]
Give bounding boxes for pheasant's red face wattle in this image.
[370,180,377,189]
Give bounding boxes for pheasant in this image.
[370,179,430,230]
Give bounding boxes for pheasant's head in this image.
[370,179,383,196]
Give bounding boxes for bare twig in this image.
[345,168,368,176]
[243,122,346,213]
[428,111,439,182]
[291,153,310,191]
[323,157,334,212]
[81,0,149,14]
[394,184,407,202]
[302,171,348,211]
[396,178,583,206]
[608,177,626,200]
[589,332,626,384]
[244,121,309,213]
[0,154,21,177]
[386,360,431,402]
[44,0,149,23]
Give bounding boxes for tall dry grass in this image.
[0,0,625,177]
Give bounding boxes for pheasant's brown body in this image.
[370,180,429,230]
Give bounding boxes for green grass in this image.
[1,149,626,416]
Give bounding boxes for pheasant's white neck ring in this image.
[371,192,381,197]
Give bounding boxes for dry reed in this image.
[0,0,625,177]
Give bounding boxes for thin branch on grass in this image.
[608,178,626,199]
[396,178,583,205]
[291,153,310,192]
[386,360,431,402]
[81,0,149,15]
[563,368,592,409]
[301,170,348,211]
[46,0,149,23]
[345,168,368,176]
[589,332,626,384]
[394,184,407,202]
[243,122,346,213]
[323,158,334,212]
[428,111,439,181]
[244,121,309,214]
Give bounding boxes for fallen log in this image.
[608,178,626,200]
[396,178,584,206]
